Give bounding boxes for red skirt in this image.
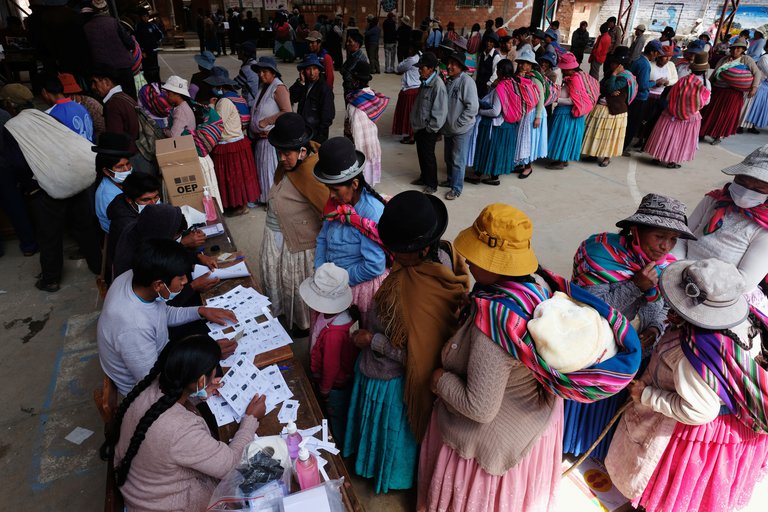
[211,137,260,208]
[699,87,745,139]
[392,87,419,137]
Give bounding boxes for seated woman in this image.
[162,76,197,137]
[344,190,469,493]
[313,137,388,326]
[260,113,329,333]
[673,147,768,319]
[93,132,136,234]
[418,204,641,512]
[106,335,267,511]
[564,193,696,459]
[606,258,768,512]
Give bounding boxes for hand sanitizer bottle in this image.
[294,439,321,490]
[202,186,217,222]
[285,421,302,461]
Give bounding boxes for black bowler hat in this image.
[414,51,439,69]
[379,190,448,253]
[351,61,373,84]
[91,132,134,157]
[313,137,366,185]
[268,113,313,150]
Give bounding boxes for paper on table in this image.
[192,262,250,280]
[283,485,332,512]
[64,427,94,445]
[200,223,225,237]
[207,394,242,427]
[218,358,293,417]
[278,399,299,423]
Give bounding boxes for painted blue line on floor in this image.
[30,340,65,492]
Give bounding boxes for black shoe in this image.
[35,279,60,293]
[438,180,452,188]
[736,127,744,134]
[748,127,760,134]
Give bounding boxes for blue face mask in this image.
[190,377,208,399]
[155,282,181,302]
[212,87,224,97]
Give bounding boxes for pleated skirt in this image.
[343,360,418,493]
[700,87,744,139]
[473,117,519,176]
[581,104,628,158]
[547,105,586,162]
[254,137,278,204]
[526,108,549,163]
[392,87,419,137]
[211,137,260,208]
[746,80,768,128]
[644,111,702,163]
[562,391,627,460]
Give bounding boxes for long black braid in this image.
[109,335,221,487]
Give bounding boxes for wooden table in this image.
[199,211,364,512]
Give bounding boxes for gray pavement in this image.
[1,49,767,511]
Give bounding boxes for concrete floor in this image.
[1,48,767,511]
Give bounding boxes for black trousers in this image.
[415,129,439,188]
[217,33,227,54]
[29,189,102,284]
[624,98,649,150]
[366,42,380,73]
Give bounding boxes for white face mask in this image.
[729,182,768,209]
[111,168,133,183]
[135,200,160,214]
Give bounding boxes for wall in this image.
[555,0,602,43]
[431,0,534,36]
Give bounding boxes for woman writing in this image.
[313,137,388,324]
[582,48,635,167]
[206,66,260,216]
[250,56,292,204]
[106,335,267,512]
[563,194,696,459]
[260,113,329,333]
[606,259,768,512]
[344,190,469,493]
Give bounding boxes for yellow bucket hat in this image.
[454,204,539,276]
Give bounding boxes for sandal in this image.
[599,158,611,167]
[666,162,682,169]
[482,177,501,186]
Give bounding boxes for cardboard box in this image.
[156,135,205,212]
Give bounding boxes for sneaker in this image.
[445,190,460,200]
[423,186,437,194]
[438,180,452,188]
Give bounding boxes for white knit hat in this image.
[161,75,191,97]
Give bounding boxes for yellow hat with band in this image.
[454,204,539,276]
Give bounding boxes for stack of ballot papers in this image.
[207,357,293,427]
[192,262,250,280]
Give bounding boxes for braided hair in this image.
[110,335,221,487]
[338,172,387,206]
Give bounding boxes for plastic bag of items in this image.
[218,479,347,512]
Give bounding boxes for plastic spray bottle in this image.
[294,439,321,490]
[202,186,217,222]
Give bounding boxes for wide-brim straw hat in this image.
[454,204,539,276]
[299,262,353,314]
[313,137,366,185]
[659,259,748,330]
[721,143,768,183]
[616,193,696,240]
[379,191,448,253]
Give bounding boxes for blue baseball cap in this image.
[645,40,664,54]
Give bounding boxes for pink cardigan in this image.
[115,381,259,512]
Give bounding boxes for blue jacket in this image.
[48,99,94,142]
[314,188,386,286]
[629,56,654,102]
[96,178,122,232]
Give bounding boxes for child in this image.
[300,263,359,443]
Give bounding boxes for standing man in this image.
[383,12,398,73]
[228,9,242,56]
[589,23,611,79]
[196,8,206,53]
[530,29,547,59]
[440,50,478,201]
[306,30,335,87]
[571,21,589,63]
[624,40,663,154]
[396,15,413,63]
[41,74,94,142]
[410,52,447,194]
[364,14,381,74]
[135,8,164,84]
[341,32,368,96]
[628,24,648,63]
[475,32,500,99]
[214,10,227,55]
[289,54,335,143]
[607,16,624,53]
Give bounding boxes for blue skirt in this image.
[520,109,549,164]
[548,105,586,162]
[562,390,628,460]
[473,117,519,176]
[746,80,768,128]
[343,361,417,493]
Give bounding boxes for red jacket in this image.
[310,315,358,394]
[590,33,611,64]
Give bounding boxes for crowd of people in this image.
[2,4,768,512]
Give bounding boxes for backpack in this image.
[134,106,165,161]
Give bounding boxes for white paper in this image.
[218,359,293,417]
[192,261,250,280]
[200,223,225,237]
[283,485,332,512]
[207,394,242,427]
[278,399,299,423]
[515,1,523,7]
[180,205,206,226]
[64,427,94,445]
[223,21,230,29]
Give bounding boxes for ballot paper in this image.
[200,223,225,237]
[218,358,293,417]
[278,399,299,424]
[207,394,242,427]
[192,262,250,280]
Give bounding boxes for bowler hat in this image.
[531,29,547,40]
[268,113,313,150]
[351,61,373,84]
[194,51,216,70]
[204,66,238,87]
[92,132,135,157]
[690,51,710,72]
[297,53,323,70]
[313,137,366,185]
[379,190,448,253]
[415,51,439,68]
[252,55,281,77]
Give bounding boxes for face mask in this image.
[212,87,224,96]
[111,168,133,183]
[155,282,180,302]
[189,377,208,399]
[137,203,147,214]
[175,235,182,243]
[729,182,768,209]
